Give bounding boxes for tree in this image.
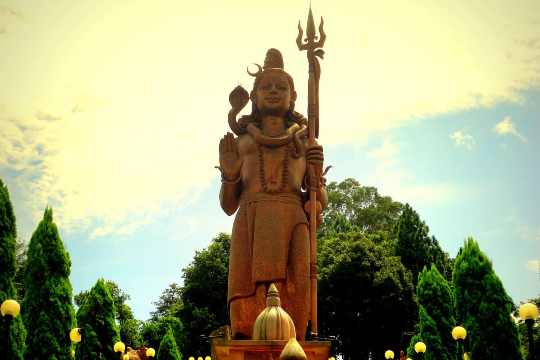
[75,278,120,360]
[453,238,522,359]
[157,327,182,360]
[141,316,184,353]
[408,265,456,360]
[23,207,75,359]
[318,231,416,360]
[151,283,183,320]
[75,280,142,347]
[394,204,452,284]
[177,233,230,357]
[320,178,403,237]
[0,179,25,359]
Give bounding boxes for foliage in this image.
[75,280,142,347]
[151,283,183,320]
[23,207,75,359]
[177,233,230,357]
[75,278,120,360]
[319,178,403,237]
[0,179,25,359]
[157,327,182,360]
[141,316,185,353]
[408,265,456,360]
[318,231,416,360]
[394,204,452,284]
[453,238,522,359]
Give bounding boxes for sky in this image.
[0,0,539,321]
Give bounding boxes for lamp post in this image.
[414,341,426,360]
[1,299,21,357]
[146,347,156,358]
[452,326,467,358]
[520,302,539,360]
[385,350,395,359]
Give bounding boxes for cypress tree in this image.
[75,278,120,360]
[23,207,75,359]
[414,265,456,360]
[157,327,182,360]
[453,238,522,359]
[0,179,25,359]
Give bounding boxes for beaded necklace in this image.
[257,143,289,194]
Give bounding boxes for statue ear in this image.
[291,90,297,103]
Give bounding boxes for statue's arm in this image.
[219,178,241,216]
[218,132,243,216]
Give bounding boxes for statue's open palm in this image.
[219,132,242,180]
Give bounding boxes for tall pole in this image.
[526,319,535,360]
[297,5,326,337]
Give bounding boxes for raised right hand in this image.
[219,132,242,180]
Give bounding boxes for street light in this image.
[123,354,130,360]
[519,302,539,360]
[205,356,211,360]
[70,328,82,343]
[385,350,395,359]
[414,341,426,359]
[1,299,21,357]
[452,326,467,358]
[146,347,156,357]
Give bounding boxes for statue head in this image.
[248,49,298,123]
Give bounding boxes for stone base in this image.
[210,339,331,360]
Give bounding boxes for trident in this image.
[297,5,325,337]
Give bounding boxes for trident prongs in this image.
[296,6,326,53]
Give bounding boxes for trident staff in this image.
[297,5,326,337]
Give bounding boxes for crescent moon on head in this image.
[247,63,263,77]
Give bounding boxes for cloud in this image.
[493,116,527,142]
[450,130,476,150]
[365,139,457,206]
[0,0,538,239]
[526,260,540,272]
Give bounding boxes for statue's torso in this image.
[237,134,306,196]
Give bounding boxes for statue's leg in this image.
[230,283,267,339]
[281,223,310,340]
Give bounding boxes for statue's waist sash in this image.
[228,192,307,301]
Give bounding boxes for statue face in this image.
[255,71,293,116]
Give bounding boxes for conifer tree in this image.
[453,238,522,359]
[412,265,456,360]
[23,207,74,359]
[75,278,120,360]
[157,327,182,360]
[0,179,25,359]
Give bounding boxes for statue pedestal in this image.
[211,339,331,360]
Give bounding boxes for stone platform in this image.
[210,338,331,360]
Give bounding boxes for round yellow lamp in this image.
[69,328,82,343]
[1,299,21,318]
[114,341,126,353]
[146,348,156,357]
[385,350,394,359]
[123,354,130,360]
[189,357,195,360]
[452,326,467,341]
[519,302,539,321]
[205,357,211,360]
[198,357,203,360]
[414,341,426,353]
[329,357,336,360]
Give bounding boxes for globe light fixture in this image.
[123,354,130,360]
[414,342,426,353]
[385,350,395,359]
[198,357,203,360]
[452,326,467,341]
[520,302,539,360]
[69,328,82,343]
[1,299,20,318]
[146,348,156,357]
[114,341,126,353]
[189,357,195,360]
[329,357,336,360]
[205,356,211,360]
